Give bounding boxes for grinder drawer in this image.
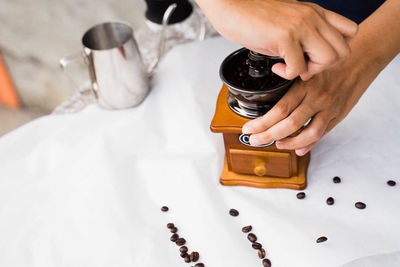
[229,149,291,178]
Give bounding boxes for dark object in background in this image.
[145,0,193,24]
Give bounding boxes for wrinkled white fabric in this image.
[0,38,399,267]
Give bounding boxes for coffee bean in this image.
[247,233,257,243]
[184,254,191,263]
[167,223,174,229]
[161,206,169,212]
[180,252,188,258]
[176,238,186,246]
[296,192,306,199]
[179,246,188,253]
[333,176,341,183]
[242,225,252,233]
[262,258,272,267]
[229,209,239,216]
[355,202,366,209]
[190,251,199,262]
[326,197,334,205]
[258,248,266,259]
[171,227,178,233]
[194,263,204,267]
[170,233,179,242]
[252,242,262,249]
[316,236,328,243]
[387,180,396,186]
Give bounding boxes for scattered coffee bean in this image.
[316,236,328,243]
[333,176,341,183]
[355,202,366,209]
[167,223,174,229]
[296,192,306,199]
[229,209,239,216]
[247,233,257,243]
[242,225,252,233]
[161,206,169,212]
[252,242,262,249]
[180,246,188,253]
[171,227,178,233]
[262,258,272,267]
[190,251,200,262]
[180,252,188,258]
[170,233,179,242]
[258,248,266,259]
[194,263,204,267]
[326,197,335,205]
[184,254,191,263]
[387,180,396,186]
[176,238,186,246]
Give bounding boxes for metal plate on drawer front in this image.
[238,134,274,148]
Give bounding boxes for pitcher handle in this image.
[148,3,178,77]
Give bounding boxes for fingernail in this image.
[275,141,284,149]
[249,135,259,146]
[242,124,254,134]
[296,148,307,156]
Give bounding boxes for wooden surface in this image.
[0,53,19,108]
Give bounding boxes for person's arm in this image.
[195,0,358,80]
[242,0,400,155]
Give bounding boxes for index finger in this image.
[242,81,305,134]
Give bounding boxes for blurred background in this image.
[0,0,214,136]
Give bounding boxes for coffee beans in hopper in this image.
[296,192,306,199]
[326,197,335,205]
[229,209,239,216]
[242,225,252,233]
[355,202,366,209]
[387,180,396,186]
[316,236,328,243]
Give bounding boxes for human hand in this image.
[196,0,358,80]
[241,62,367,156]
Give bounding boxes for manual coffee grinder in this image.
[210,48,310,190]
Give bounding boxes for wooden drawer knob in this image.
[254,161,267,176]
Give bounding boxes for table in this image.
[0,38,399,267]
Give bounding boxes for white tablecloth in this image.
[0,38,399,267]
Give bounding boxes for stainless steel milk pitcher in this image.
[59,4,177,109]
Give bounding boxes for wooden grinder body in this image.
[210,85,310,190]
